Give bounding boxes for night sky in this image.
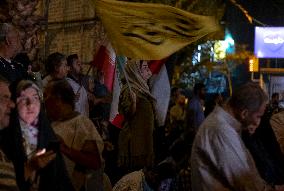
[225,0,284,68]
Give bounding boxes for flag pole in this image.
[117,58,132,94]
[75,63,93,95]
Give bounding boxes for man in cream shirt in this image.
[191,82,284,191]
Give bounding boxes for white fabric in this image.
[19,119,38,159]
[109,64,122,122]
[113,170,144,191]
[191,106,272,191]
[66,77,89,117]
[149,64,170,126]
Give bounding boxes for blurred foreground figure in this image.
[191,82,284,191]
[44,79,106,191]
[242,119,284,186]
[186,83,205,132]
[0,75,18,190]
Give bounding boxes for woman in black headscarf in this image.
[2,80,74,191]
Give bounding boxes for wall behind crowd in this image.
[1,0,108,74]
[40,0,107,74]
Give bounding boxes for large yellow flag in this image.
[93,0,221,60]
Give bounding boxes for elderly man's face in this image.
[240,102,266,129]
[0,82,15,129]
[7,28,22,57]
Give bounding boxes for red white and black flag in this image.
[149,59,171,127]
[92,43,116,93]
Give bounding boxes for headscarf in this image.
[15,80,42,158]
[16,80,43,102]
[123,59,155,101]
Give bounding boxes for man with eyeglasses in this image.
[0,75,19,190]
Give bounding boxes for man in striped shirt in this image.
[0,75,18,191]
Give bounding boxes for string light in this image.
[228,0,268,27]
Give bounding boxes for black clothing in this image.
[0,56,27,83]
[90,81,110,121]
[1,108,74,191]
[242,111,284,185]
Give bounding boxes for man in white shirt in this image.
[43,52,89,117]
[67,54,89,117]
[191,82,284,191]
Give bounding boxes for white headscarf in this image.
[123,59,155,101]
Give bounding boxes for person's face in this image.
[56,59,69,79]
[17,87,40,125]
[71,58,82,75]
[0,82,15,129]
[7,29,22,57]
[140,61,152,81]
[239,102,266,129]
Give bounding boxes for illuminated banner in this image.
[255,27,284,58]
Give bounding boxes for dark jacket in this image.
[0,57,27,83]
[242,111,284,185]
[1,108,75,191]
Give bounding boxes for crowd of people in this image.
[0,22,284,191]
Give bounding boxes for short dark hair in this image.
[272,92,279,99]
[194,83,205,94]
[67,54,78,66]
[228,82,268,113]
[14,53,31,70]
[45,52,66,74]
[46,79,75,109]
[0,75,9,85]
[171,87,179,95]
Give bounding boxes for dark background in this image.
[225,0,284,68]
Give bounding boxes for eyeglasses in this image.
[0,95,12,103]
